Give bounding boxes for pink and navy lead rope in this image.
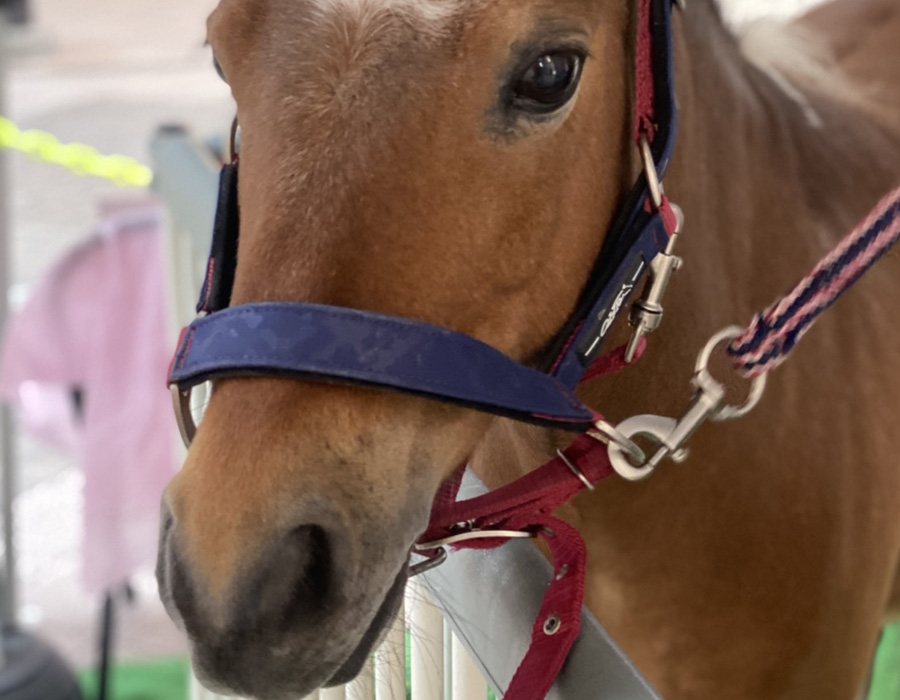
[729,186,900,378]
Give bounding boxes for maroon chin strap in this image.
[414,341,644,700]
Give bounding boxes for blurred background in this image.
[1,0,229,697]
[0,1,894,700]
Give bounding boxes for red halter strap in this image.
[416,341,645,700]
[635,0,659,142]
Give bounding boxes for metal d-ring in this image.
[556,450,596,492]
[409,528,536,578]
[172,385,198,448]
[409,547,448,578]
[414,529,536,551]
[229,118,242,162]
[606,415,679,482]
[639,135,664,209]
[590,420,648,467]
[695,326,768,422]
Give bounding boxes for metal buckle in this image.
[606,327,768,481]
[627,135,685,363]
[625,204,684,363]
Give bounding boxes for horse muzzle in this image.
[156,492,409,699]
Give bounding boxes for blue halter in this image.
[170,0,680,443]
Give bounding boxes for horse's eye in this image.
[512,51,584,114]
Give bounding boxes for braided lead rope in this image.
[728,186,900,379]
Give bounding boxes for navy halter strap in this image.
[170,304,599,429]
[169,0,681,438]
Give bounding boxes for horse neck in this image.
[472,1,900,487]
[662,1,900,382]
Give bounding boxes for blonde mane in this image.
[735,15,864,125]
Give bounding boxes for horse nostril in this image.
[257,525,333,630]
[289,525,332,605]
[294,525,332,603]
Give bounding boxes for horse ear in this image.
[197,163,241,315]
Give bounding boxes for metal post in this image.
[0,11,17,637]
[97,593,115,700]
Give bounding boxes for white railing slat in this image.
[375,603,407,700]
[408,579,444,700]
[443,623,453,700]
[346,657,376,700]
[452,633,488,700]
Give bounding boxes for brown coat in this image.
[159,2,900,698]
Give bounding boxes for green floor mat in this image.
[871,623,900,700]
[78,658,190,700]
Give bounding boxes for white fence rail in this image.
[153,127,492,700]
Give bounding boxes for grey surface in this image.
[150,128,221,255]
[422,472,664,700]
[3,0,229,669]
[0,628,82,699]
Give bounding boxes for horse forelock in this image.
[211,0,477,308]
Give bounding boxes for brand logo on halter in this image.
[577,256,648,364]
[600,284,634,338]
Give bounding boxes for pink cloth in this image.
[0,199,177,594]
